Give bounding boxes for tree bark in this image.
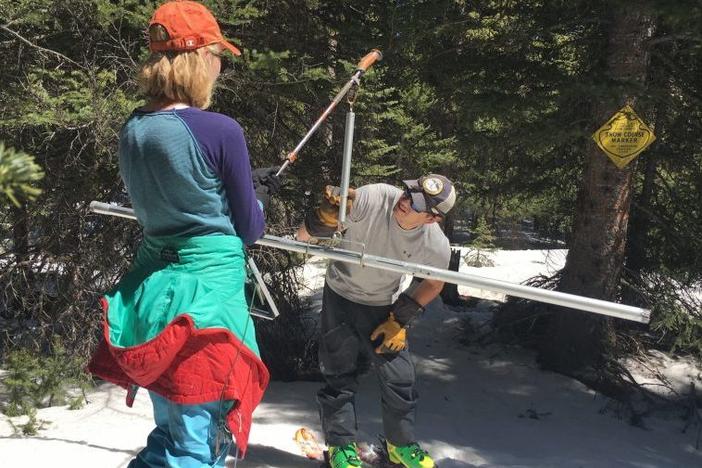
[441,209,455,242]
[440,248,461,305]
[625,124,660,273]
[625,48,675,288]
[539,4,656,374]
[10,205,29,264]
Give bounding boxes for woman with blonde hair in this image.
[88,2,279,466]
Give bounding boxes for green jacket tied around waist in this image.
[88,234,269,456]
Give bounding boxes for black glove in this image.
[252,166,282,209]
[392,293,425,326]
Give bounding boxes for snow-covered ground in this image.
[455,248,567,301]
[1,249,701,467]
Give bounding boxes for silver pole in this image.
[89,201,651,324]
[276,49,382,177]
[276,74,360,177]
[337,110,355,230]
[90,201,138,220]
[246,257,280,320]
[88,202,280,320]
[256,235,650,323]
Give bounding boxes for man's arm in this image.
[296,224,312,242]
[408,278,445,307]
[370,278,445,354]
[408,233,451,306]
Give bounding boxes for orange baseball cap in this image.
[148,1,241,56]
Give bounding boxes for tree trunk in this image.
[440,248,461,305]
[539,5,656,374]
[442,209,455,242]
[11,205,29,264]
[625,60,674,291]
[621,107,662,308]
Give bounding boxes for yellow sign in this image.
[592,105,656,169]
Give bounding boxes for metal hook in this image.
[347,76,361,107]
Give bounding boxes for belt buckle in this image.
[160,247,180,263]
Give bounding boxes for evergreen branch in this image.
[105,19,137,68]
[0,24,85,70]
[0,143,44,206]
[651,49,702,105]
[648,34,702,47]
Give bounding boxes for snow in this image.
[455,248,567,302]
[1,249,701,467]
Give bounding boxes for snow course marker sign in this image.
[592,105,656,169]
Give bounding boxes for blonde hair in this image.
[137,45,219,109]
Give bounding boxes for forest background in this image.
[0,0,700,428]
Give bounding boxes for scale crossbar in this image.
[89,201,651,324]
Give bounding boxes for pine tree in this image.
[0,143,43,206]
[463,217,495,267]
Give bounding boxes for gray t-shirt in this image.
[326,183,451,305]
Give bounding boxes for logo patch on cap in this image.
[422,177,443,196]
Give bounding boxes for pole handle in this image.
[276,152,297,176]
[356,49,382,72]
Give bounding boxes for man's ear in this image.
[425,214,440,224]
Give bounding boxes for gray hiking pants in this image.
[317,284,417,447]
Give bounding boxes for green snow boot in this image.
[386,440,435,468]
[328,443,363,468]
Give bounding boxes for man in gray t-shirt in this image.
[297,174,456,468]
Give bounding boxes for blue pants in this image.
[129,391,234,468]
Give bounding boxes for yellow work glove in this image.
[318,185,354,226]
[304,185,355,237]
[370,313,407,354]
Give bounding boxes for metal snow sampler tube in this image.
[90,201,651,324]
[256,235,650,323]
[275,49,382,177]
